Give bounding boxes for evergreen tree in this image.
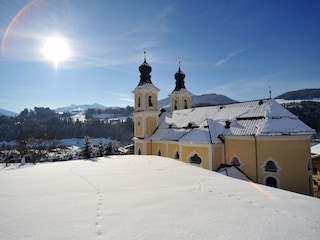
[82,136,92,159]
[97,138,104,157]
[105,142,113,155]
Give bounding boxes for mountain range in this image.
[55,103,108,113]
[0,108,18,117]
[1,88,319,116]
[275,88,320,100]
[158,93,236,110]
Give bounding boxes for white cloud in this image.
[159,4,174,20]
[107,92,133,103]
[215,48,245,66]
[118,97,134,103]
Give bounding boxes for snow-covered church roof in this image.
[149,99,315,143]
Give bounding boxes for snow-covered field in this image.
[1,155,319,240]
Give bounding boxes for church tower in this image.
[169,59,192,112]
[132,51,160,154]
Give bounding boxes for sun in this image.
[42,37,70,67]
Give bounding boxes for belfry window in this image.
[137,96,141,108]
[184,99,188,109]
[138,148,141,155]
[174,100,178,110]
[158,149,162,156]
[174,151,179,160]
[148,96,153,107]
[190,153,202,164]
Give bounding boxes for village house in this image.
[132,53,316,196]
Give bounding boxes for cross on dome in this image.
[138,49,152,86]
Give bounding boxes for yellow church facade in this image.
[132,54,315,196]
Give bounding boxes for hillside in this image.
[55,103,108,112]
[1,155,320,240]
[159,93,236,109]
[276,88,320,100]
[0,108,17,117]
[282,101,320,135]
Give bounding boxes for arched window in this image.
[190,153,202,164]
[158,149,162,156]
[266,176,278,188]
[264,161,278,172]
[174,151,179,160]
[138,148,141,155]
[184,99,188,109]
[137,96,141,108]
[148,96,153,107]
[174,100,178,110]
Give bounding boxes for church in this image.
[132,52,316,196]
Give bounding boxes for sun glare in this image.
[43,37,70,67]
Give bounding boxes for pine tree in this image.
[82,136,92,159]
[105,142,113,155]
[97,138,104,157]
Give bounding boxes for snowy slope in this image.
[158,93,236,109]
[0,108,17,116]
[55,103,108,112]
[1,155,319,240]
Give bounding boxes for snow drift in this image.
[1,155,319,240]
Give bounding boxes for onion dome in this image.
[138,50,152,86]
[172,59,186,92]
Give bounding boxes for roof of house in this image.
[149,99,315,143]
[311,143,320,155]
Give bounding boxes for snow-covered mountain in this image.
[2,89,319,115]
[0,108,17,117]
[275,88,320,100]
[55,103,108,112]
[158,93,236,109]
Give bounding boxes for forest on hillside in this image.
[283,101,320,136]
[0,106,134,146]
[276,88,320,100]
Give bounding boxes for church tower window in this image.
[148,96,153,107]
[184,99,188,109]
[174,100,178,110]
[137,96,141,107]
[158,149,162,156]
[174,151,179,160]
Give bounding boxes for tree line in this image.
[0,106,134,145]
[284,101,320,136]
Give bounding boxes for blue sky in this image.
[1,0,320,113]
